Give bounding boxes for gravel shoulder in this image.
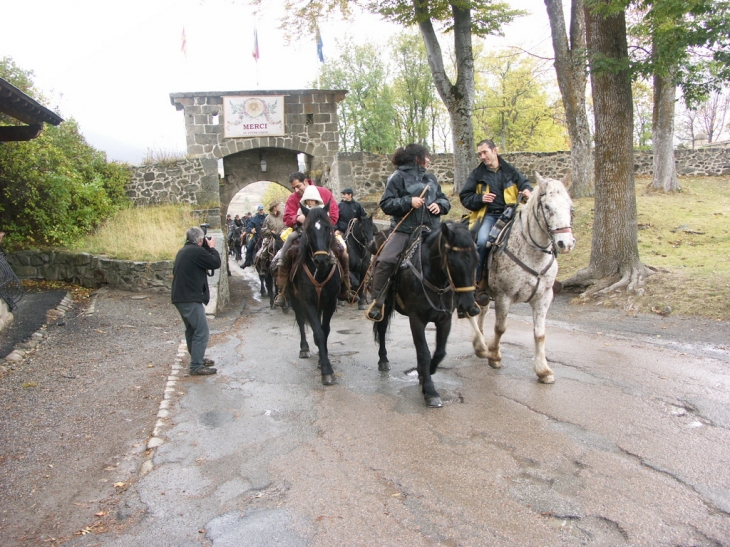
[0,288,183,545]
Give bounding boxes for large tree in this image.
[256,0,523,193]
[544,0,595,198]
[565,0,651,294]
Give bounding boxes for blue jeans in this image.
[476,213,500,280]
[174,302,209,370]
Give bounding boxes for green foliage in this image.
[370,0,525,38]
[0,58,131,250]
[629,0,730,107]
[261,182,291,208]
[473,53,569,152]
[319,41,398,153]
[633,79,653,147]
[390,32,447,148]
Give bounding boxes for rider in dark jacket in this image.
[243,205,267,267]
[366,144,450,322]
[335,188,367,235]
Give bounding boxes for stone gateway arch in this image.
[169,89,346,219]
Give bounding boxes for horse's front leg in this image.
[487,296,510,369]
[304,305,335,385]
[531,291,555,384]
[466,314,488,359]
[409,316,441,408]
[293,305,310,359]
[430,315,451,375]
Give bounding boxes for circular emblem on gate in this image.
[243,98,265,117]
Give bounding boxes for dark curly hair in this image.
[391,143,429,166]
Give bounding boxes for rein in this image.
[405,232,475,313]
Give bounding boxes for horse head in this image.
[530,173,576,254]
[300,202,333,269]
[436,222,480,318]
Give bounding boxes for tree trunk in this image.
[417,2,475,194]
[565,2,650,294]
[652,71,679,192]
[544,0,594,198]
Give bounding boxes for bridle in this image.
[298,221,337,309]
[344,218,370,253]
[404,230,476,313]
[522,190,573,255]
[497,188,573,302]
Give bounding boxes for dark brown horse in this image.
[288,204,341,385]
[374,221,480,407]
[345,214,375,310]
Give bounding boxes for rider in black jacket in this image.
[366,144,450,322]
[335,188,367,235]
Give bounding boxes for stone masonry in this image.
[126,158,219,208]
[334,148,730,197]
[169,89,346,190]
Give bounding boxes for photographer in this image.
[171,227,221,376]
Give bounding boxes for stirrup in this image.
[365,301,385,322]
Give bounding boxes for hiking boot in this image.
[274,293,287,307]
[191,366,217,376]
[203,357,215,367]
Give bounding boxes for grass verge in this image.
[68,204,196,261]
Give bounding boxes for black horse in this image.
[344,214,375,310]
[254,235,282,307]
[288,203,341,385]
[374,221,480,408]
[227,224,243,261]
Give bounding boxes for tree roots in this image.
[563,262,654,298]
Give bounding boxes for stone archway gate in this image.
[167,89,346,220]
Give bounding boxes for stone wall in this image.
[8,250,174,292]
[334,148,730,196]
[127,158,219,208]
[8,232,230,315]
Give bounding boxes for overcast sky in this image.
[1,0,555,164]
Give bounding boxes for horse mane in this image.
[294,206,333,269]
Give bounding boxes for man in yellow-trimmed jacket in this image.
[459,139,532,282]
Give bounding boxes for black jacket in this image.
[459,156,531,214]
[335,200,367,233]
[171,241,221,305]
[380,163,450,234]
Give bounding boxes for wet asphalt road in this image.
[83,264,729,547]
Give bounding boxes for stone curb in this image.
[139,340,187,477]
[0,292,74,376]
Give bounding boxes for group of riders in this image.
[225,139,535,321]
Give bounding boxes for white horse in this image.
[467,172,575,383]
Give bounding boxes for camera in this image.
[200,223,210,235]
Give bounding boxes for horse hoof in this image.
[426,396,443,408]
[488,359,502,369]
[322,374,334,385]
[378,360,390,372]
[475,350,488,359]
[299,350,310,359]
[539,374,555,384]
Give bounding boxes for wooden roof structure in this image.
[0,77,63,141]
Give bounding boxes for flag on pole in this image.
[252,27,260,61]
[181,27,187,57]
[316,30,324,63]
